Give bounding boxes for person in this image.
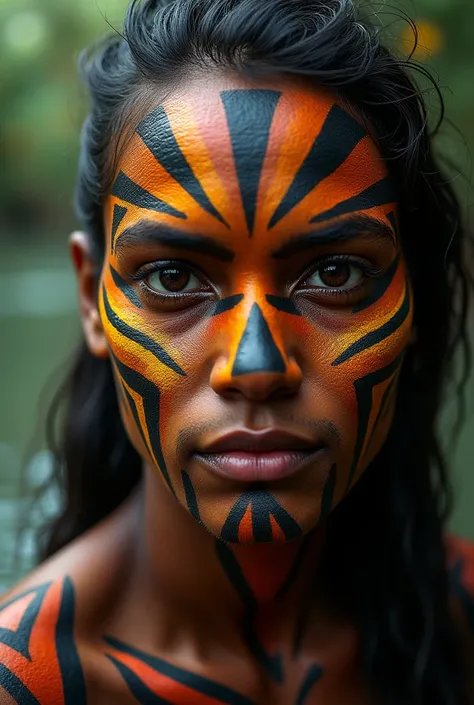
[1,0,474,702]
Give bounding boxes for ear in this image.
[70,231,109,359]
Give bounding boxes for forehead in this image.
[106,75,394,245]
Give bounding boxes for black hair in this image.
[41,1,474,703]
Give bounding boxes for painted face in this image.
[100,75,412,544]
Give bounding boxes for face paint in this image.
[0,578,86,704]
[101,75,413,544]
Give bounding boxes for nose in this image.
[210,303,303,401]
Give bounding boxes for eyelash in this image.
[129,256,383,304]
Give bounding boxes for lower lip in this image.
[193,449,324,482]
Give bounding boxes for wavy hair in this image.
[41,1,473,702]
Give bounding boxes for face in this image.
[95,75,412,543]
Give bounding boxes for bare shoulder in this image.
[0,497,137,704]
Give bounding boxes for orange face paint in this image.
[101,75,413,544]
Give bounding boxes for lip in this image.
[194,430,325,482]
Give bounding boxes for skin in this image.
[1,73,472,704]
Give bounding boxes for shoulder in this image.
[0,574,87,704]
[0,498,136,704]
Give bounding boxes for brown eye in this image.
[146,267,199,294]
[306,262,363,290]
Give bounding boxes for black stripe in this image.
[222,90,281,236]
[0,583,50,660]
[276,537,311,600]
[269,105,366,229]
[110,265,143,309]
[56,578,87,705]
[320,464,337,520]
[112,171,186,219]
[346,354,404,489]
[296,664,324,705]
[311,177,396,225]
[137,106,227,228]
[181,471,201,523]
[220,493,252,543]
[105,655,170,704]
[111,205,127,252]
[215,541,257,607]
[0,664,41,705]
[103,286,186,377]
[216,542,284,684]
[111,353,173,491]
[212,294,244,316]
[352,255,400,314]
[332,285,410,366]
[121,382,154,461]
[266,295,302,316]
[105,637,255,705]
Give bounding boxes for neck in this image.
[127,468,325,677]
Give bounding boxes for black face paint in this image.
[269,104,366,229]
[112,171,187,219]
[220,487,303,543]
[266,295,302,317]
[103,286,186,377]
[310,177,396,225]
[232,303,286,376]
[332,285,410,366]
[110,265,143,309]
[221,89,282,236]
[111,205,128,253]
[137,105,228,228]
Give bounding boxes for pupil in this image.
[320,263,351,288]
[160,268,190,293]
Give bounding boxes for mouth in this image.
[193,429,326,482]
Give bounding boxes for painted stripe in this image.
[103,286,186,377]
[137,106,228,228]
[110,265,143,309]
[56,578,87,705]
[320,464,337,520]
[311,177,396,225]
[266,295,302,316]
[0,664,41,705]
[212,294,244,316]
[111,205,128,252]
[105,637,255,705]
[111,353,173,491]
[269,105,366,229]
[296,664,324,705]
[222,89,281,236]
[352,255,400,314]
[332,285,410,367]
[112,171,187,219]
[181,471,201,523]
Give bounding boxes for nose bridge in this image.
[210,295,302,400]
[232,302,286,377]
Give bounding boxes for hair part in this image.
[41,1,473,703]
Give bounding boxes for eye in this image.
[304,262,364,290]
[146,265,201,294]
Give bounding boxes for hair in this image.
[39,0,473,702]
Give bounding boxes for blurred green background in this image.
[0,0,473,591]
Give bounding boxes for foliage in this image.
[0,0,472,241]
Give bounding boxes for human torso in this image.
[1,510,473,705]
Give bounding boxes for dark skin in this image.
[1,73,473,705]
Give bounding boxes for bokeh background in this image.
[0,0,473,591]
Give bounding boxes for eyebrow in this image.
[271,215,396,259]
[115,220,235,262]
